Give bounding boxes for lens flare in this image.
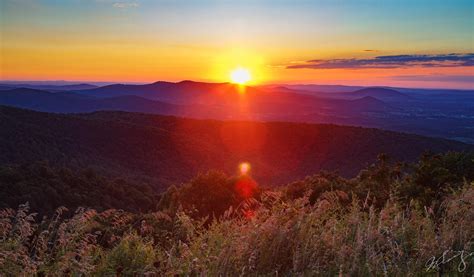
[235,176,257,198]
[239,162,251,175]
[236,163,257,199]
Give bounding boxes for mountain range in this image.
[0,83,97,91]
[1,80,473,144]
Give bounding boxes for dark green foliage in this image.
[283,171,350,204]
[2,151,473,219]
[158,171,260,220]
[353,153,403,206]
[0,162,159,215]
[282,152,474,210]
[396,151,474,208]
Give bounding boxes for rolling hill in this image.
[73,80,396,110]
[1,105,471,190]
[0,82,395,118]
[2,81,473,144]
[348,87,411,100]
[0,88,180,114]
[0,83,98,91]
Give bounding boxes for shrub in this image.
[95,232,157,276]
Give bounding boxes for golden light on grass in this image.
[230,67,251,85]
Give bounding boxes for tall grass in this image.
[1,184,472,276]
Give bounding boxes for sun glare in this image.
[230,68,252,85]
[239,162,251,175]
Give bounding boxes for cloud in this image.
[100,0,140,9]
[363,49,379,52]
[287,53,474,69]
[95,0,139,8]
[112,1,139,8]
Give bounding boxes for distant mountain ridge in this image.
[0,88,179,114]
[266,84,365,93]
[1,81,395,117]
[349,87,411,100]
[74,80,233,103]
[276,86,411,101]
[0,83,98,91]
[348,96,396,111]
[2,80,473,144]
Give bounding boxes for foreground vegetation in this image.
[1,152,473,275]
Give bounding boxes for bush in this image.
[158,170,261,220]
[95,233,157,276]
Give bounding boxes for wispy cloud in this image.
[96,0,139,9]
[113,1,139,9]
[287,53,474,69]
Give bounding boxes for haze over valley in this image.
[1,80,473,144]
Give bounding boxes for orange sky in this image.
[1,0,473,88]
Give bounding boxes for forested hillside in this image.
[0,162,159,215]
[1,105,472,189]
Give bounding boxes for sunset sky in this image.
[1,0,473,88]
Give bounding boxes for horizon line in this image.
[0,79,473,91]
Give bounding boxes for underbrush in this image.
[1,184,472,276]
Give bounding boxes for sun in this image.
[230,67,252,85]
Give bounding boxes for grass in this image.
[1,183,472,276]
